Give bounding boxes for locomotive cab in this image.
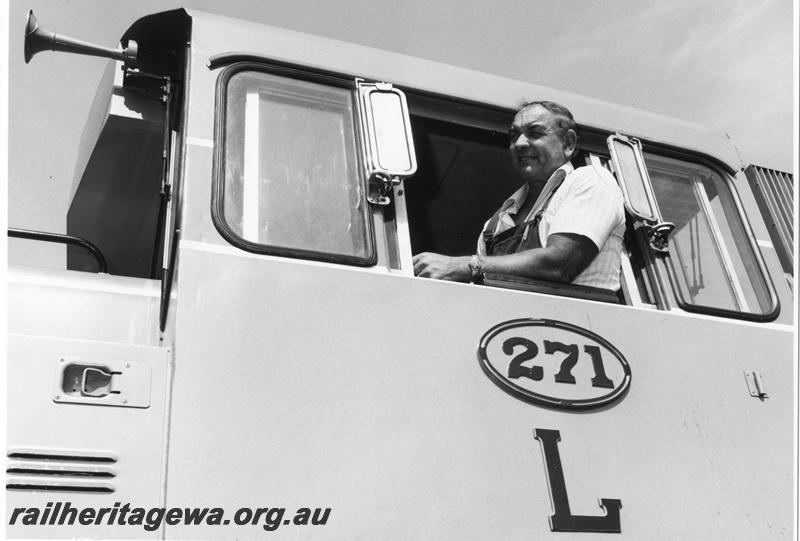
[7,8,795,540]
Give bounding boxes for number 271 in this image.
[503,338,613,389]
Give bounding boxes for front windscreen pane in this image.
[222,71,371,260]
[645,153,773,315]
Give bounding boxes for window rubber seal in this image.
[210,61,377,267]
[640,151,781,322]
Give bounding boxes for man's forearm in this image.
[479,247,574,283]
[412,233,597,283]
[478,233,598,283]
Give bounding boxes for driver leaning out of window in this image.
[413,100,625,291]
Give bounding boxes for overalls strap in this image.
[483,170,566,256]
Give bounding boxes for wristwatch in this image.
[468,254,484,283]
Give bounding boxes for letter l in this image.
[534,428,622,533]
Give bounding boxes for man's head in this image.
[509,101,578,185]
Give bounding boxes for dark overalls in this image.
[482,170,566,256]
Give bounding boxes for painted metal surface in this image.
[162,11,792,539]
[6,335,171,539]
[185,10,741,171]
[535,428,622,533]
[8,266,161,346]
[164,245,792,539]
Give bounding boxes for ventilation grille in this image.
[745,165,794,275]
[7,448,117,493]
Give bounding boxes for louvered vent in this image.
[745,165,794,275]
[6,448,117,493]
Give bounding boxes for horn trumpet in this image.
[24,10,137,66]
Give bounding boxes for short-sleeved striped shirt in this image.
[477,162,625,290]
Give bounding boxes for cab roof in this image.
[134,8,742,171]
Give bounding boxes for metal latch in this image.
[367,172,401,206]
[80,367,120,397]
[641,221,675,254]
[744,371,768,400]
[54,357,151,408]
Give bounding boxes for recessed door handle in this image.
[81,367,120,397]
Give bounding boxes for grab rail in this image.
[8,228,108,273]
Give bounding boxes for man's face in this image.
[509,105,570,185]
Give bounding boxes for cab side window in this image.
[609,133,779,321]
[214,67,375,265]
[645,153,777,317]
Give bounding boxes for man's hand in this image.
[413,252,471,281]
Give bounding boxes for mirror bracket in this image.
[367,172,401,206]
[640,221,675,254]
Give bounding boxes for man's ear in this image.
[563,129,578,159]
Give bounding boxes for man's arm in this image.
[413,233,598,283]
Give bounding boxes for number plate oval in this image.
[478,319,631,410]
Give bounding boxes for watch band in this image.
[468,254,484,283]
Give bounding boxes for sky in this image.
[5,0,797,267]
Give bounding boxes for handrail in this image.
[8,228,108,273]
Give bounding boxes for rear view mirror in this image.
[607,135,658,222]
[607,134,674,254]
[357,81,417,205]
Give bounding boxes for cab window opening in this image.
[404,106,601,258]
[404,114,518,257]
[402,105,627,304]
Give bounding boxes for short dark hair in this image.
[516,100,577,144]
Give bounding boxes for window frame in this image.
[211,61,378,267]
[645,151,781,322]
[211,64,781,321]
[633,141,781,322]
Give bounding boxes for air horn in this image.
[24,10,137,66]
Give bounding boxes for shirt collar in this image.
[502,162,574,216]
